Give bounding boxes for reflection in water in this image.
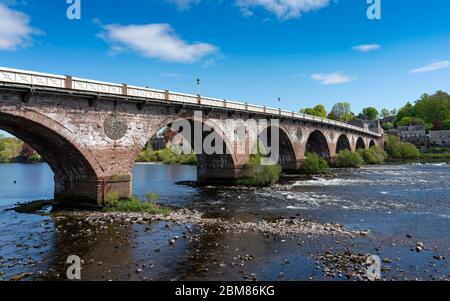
[0,162,449,280]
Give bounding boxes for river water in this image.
[0,163,449,281]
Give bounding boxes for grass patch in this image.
[8,200,53,214]
[103,192,171,215]
[300,153,329,174]
[335,150,364,168]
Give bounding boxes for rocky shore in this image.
[60,209,369,238]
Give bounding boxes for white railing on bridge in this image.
[0,67,381,137]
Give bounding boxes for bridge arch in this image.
[305,130,330,161]
[132,116,240,184]
[0,109,103,204]
[369,139,376,148]
[336,134,352,154]
[356,137,366,150]
[257,125,297,171]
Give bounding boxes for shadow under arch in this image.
[0,110,101,203]
[305,130,330,161]
[336,134,352,154]
[132,117,240,184]
[257,125,297,171]
[369,140,376,148]
[356,137,366,150]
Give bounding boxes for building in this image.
[398,125,428,146]
[429,130,450,146]
[348,119,383,134]
[387,128,400,137]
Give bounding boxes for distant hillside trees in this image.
[395,91,450,130]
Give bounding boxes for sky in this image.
[0,0,450,120]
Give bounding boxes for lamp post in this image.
[196,78,201,95]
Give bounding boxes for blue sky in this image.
[1,0,450,117]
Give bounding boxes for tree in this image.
[313,105,327,118]
[380,108,392,119]
[413,91,450,129]
[300,104,327,118]
[328,102,353,122]
[443,119,450,130]
[396,102,415,124]
[396,116,432,130]
[383,122,393,130]
[361,107,379,120]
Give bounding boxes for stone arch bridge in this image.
[0,67,383,206]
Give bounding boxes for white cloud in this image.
[167,0,201,10]
[236,0,330,20]
[311,72,355,85]
[100,23,218,63]
[0,3,39,50]
[352,44,380,52]
[409,61,449,74]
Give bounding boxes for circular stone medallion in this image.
[104,114,128,140]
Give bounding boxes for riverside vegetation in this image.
[301,135,428,174]
[103,192,171,215]
[0,136,42,163]
[237,148,283,187]
[136,147,197,165]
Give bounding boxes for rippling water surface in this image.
[0,162,449,280]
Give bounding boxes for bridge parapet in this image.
[0,67,381,138]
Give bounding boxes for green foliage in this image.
[358,146,388,164]
[397,116,432,130]
[422,148,450,161]
[396,102,415,125]
[383,122,394,130]
[300,153,329,174]
[395,92,450,130]
[443,120,450,130]
[104,193,170,215]
[335,150,364,168]
[0,137,42,163]
[385,136,421,159]
[361,107,379,120]
[136,147,198,165]
[238,146,282,186]
[300,104,327,118]
[328,102,354,122]
[414,91,450,127]
[0,137,23,163]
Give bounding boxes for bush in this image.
[104,193,170,215]
[359,146,388,164]
[237,146,282,186]
[300,153,329,174]
[335,150,364,168]
[385,136,421,159]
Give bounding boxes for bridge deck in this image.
[0,67,381,137]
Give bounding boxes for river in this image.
[0,163,449,281]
